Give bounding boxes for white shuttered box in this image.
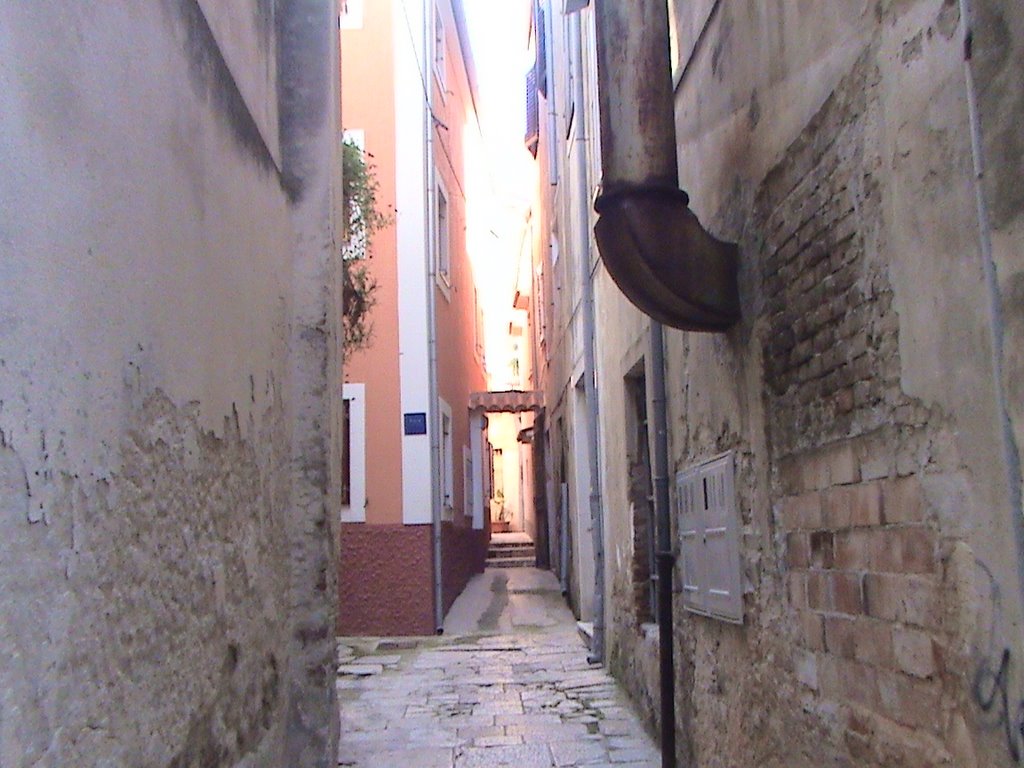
[676,451,743,624]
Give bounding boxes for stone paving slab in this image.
[337,568,659,767]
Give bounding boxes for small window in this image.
[340,0,364,30]
[341,384,366,522]
[536,6,548,98]
[440,400,454,521]
[625,364,655,624]
[524,67,539,157]
[676,452,742,623]
[436,183,450,286]
[341,398,351,506]
[534,260,546,348]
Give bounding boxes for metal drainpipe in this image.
[592,0,682,764]
[424,0,444,634]
[650,321,677,768]
[958,0,1024,625]
[568,9,606,665]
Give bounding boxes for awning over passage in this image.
[469,390,544,414]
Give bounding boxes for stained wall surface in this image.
[0,2,340,766]
[532,0,1024,766]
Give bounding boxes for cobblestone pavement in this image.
[336,568,660,767]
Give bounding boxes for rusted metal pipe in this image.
[593,0,740,332]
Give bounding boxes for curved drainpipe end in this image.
[595,186,741,332]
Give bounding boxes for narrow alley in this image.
[4,1,1024,767]
[336,566,659,767]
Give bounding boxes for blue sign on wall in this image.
[403,412,427,435]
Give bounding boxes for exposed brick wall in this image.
[779,444,945,737]
[338,524,435,636]
[759,51,908,458]
[441,521,488,616]
[757,50,958,764]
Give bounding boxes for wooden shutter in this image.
[524,67,539,157]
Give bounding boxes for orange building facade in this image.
[338,0,490,635]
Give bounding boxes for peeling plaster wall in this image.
[0,2,339,766]
[591,0,1024,766]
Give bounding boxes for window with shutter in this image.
[675,452,743,623]
[524,67,539,157]
[341,384,366,522]
[536,6,548,98]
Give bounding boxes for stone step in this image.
[486,556,537,568]
[489,539,535,548]
[487,545,536,558]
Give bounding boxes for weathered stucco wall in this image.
[0,2,340,765]
[595,0,1024,766]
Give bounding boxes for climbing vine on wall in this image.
[341,138,392,355]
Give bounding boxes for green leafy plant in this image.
[341,138,392,354]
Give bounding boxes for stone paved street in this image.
[337,568,660,767]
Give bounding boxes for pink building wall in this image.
[338,0,488,636]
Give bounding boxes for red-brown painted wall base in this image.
[338,523,434,636]
[441,521,488,616]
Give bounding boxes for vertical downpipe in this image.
[593,0,680,763]
[650,322,676,768]
[570,9,606,666]
[424,0,444,633]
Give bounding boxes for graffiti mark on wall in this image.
[973,559,1024,762]
[974,647,1024,762]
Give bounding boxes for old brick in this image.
[807,571,830,612]
[834,529,873,570]
[779,492,822,530]
[877,674,943,733]
[819,655,879,709]
[787,571,808,608]
[824,615,857,659]
[794,650,819,690]
[802,454,831,491]
[799,609,826,651]
[856,618,893,668]
[854,431,892,472]
[881,476,924,524]
[845,705,955,768]
[826,616,892,668]
[822,487,853,528]
[892,625,936,678]
[871,526,936,574]
[827,442,860,485]
[831,571,865,615]
[786,532,810,569]
[822,483,880,528]
[779,456,803,495]
[863,573,942,629]
[851,483,882,527]
[809,530,835,568]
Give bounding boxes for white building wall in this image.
[392,0,434,525]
